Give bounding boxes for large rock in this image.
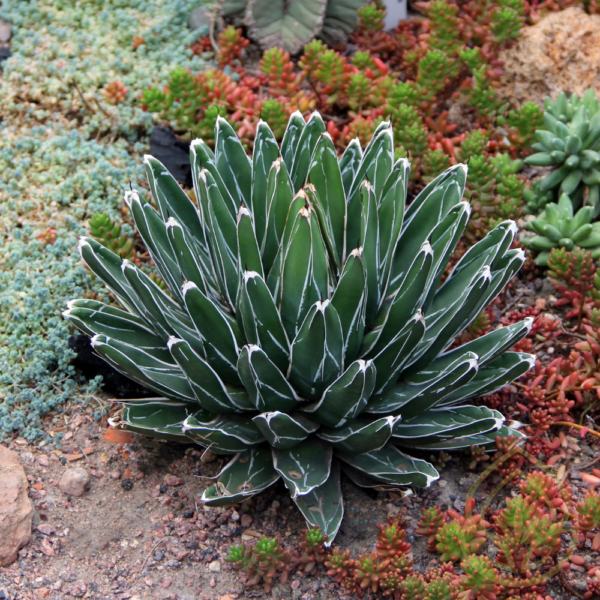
[497,7,600,107]
[0,445,33,566]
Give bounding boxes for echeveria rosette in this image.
[525,89,600,216]
[64,112,533,542]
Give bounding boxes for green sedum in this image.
[65,112,533,540]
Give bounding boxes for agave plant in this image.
[220,0,367,52]
[65,112,533,541]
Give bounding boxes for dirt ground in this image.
[0,397,595,600]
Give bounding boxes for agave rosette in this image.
[65,112,533,541]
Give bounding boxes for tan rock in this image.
[59,467,91,497]
[0,445,33,566]
[498,8,600,107]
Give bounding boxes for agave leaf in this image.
[321,0,366,40]
[237,271,289,371]
[121,400,195,442]
[378,158,409,296]
[121,260,189,340]
[308,133,347,270]
[280,204,329,340]
[304,359,376,427]
[330,248,367,364]
[461,249,525,328]
[166,217,212,296]
[215,117,252,209]
[348,122,394,201]
[245,0,328,54]
[359,182,380,325]
[420,201,471,312]
[362,241,432,358]
[238,345,301,412]
[183,282,242,385]
[251,120,280,242]
[64,300,165,349]
[144,155,206,247]
[288,300,344,400]
[390,169,466,292]
[125,193,184,301]
[262,158,294,273]
[318,416,399,454]
[202,447,280,506]
[413,425,524,451]
[406,267,492,373]
[183,414,265,454]
[290,112,326,192]
[346,123,393,256]
[339,138,363,197]
[191,139,238,219]
[439,352,535,405]
[272,437,332,498]
[404,164,467,222]
[281,110,306,173]
[205,170,240,307]
[252,412,319,449]
[371,312,426,396]
[338,444,439,488]
[435,318,533,370]
[293,460,343,545]
[237,207,263,278]
[266,191,307,302]
[168,338,252,412]
[447,221,517,283]
[366,353,479,416]
[393,405,503,446]
[78,238,142,320]
[92,335,197,402]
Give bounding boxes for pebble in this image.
[240,514,253,528]
[58,468,91,497]
[208,560,221,572]
[164,475,184,487]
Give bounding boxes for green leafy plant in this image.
[65,112,533,540]
[522,193,600,265]
[89,213,135,259]
[226,535,294,591]
[525,90,600,215]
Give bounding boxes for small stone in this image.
[34,589,50,599]
[210,578,216,587]
[0,446,33,566]
[36,524,56,536]
[208,560,221,572]
[200,450,217,464]
[38,455,49,467]
[220,595,236,600]
[164,475,184,487]
[291,580,300,590]
[120,479,134,491]
[230,510,240,522]
[189,6,211,31]
[58,468,91,497]
[240,514,253,528]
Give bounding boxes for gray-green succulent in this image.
[525,90,600,216]
[522,193,600,266]
[220,0,367,52]
[64,112,533,541]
